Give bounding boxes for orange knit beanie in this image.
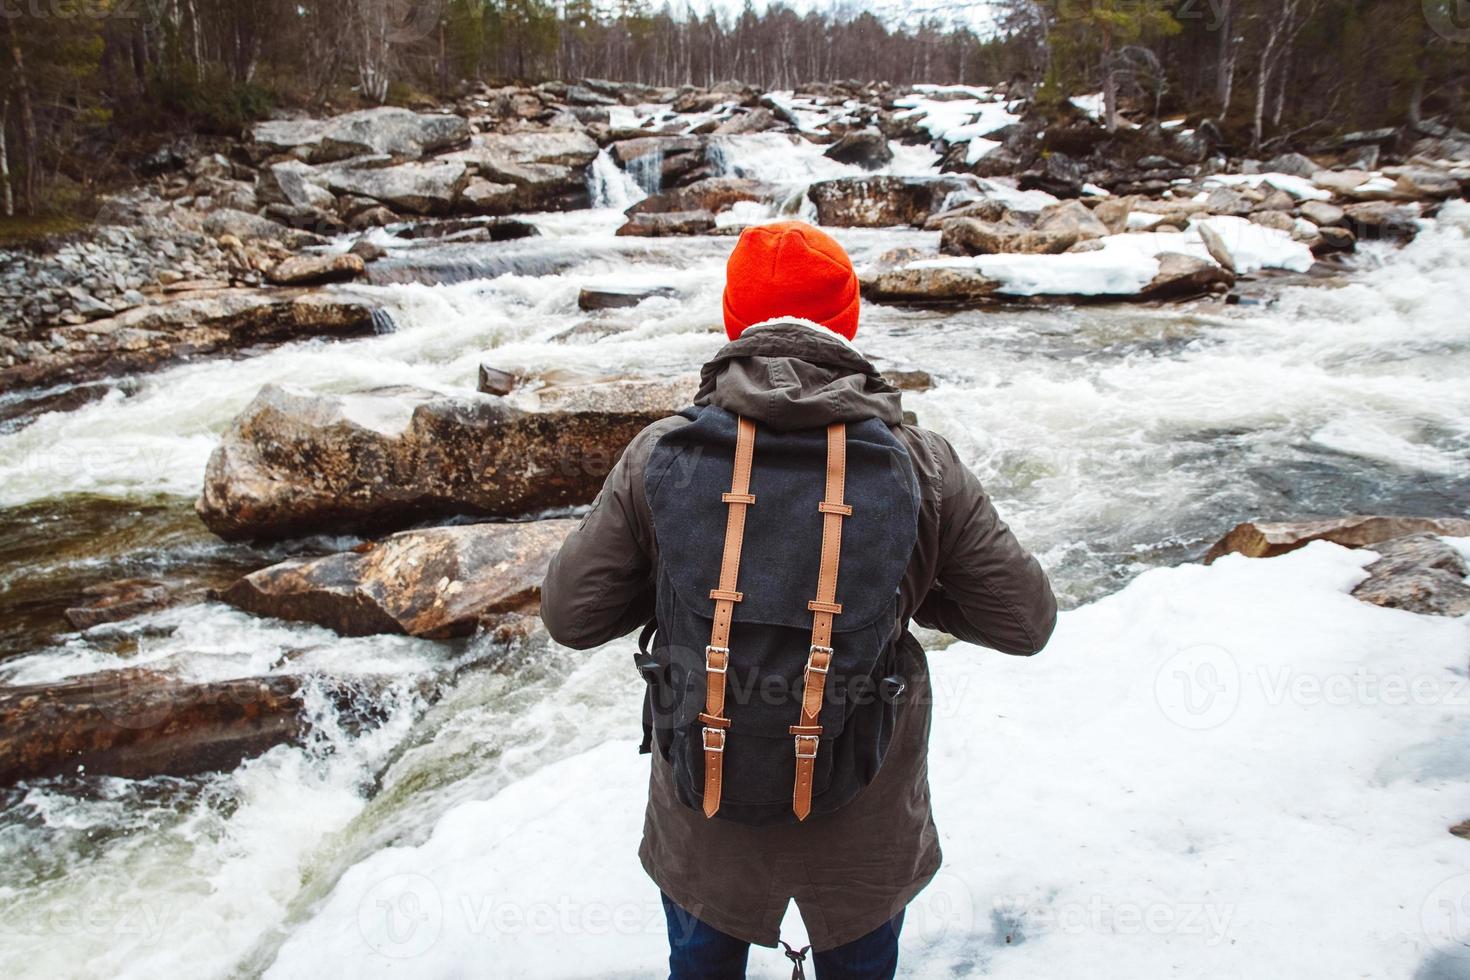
[721,221,860,342]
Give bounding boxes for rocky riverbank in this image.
[1,76,1468,842]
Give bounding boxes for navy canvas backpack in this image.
[638,404,920,825]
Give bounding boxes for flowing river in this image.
[1,138,1468,978]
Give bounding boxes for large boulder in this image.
[442,131,599,212]
[1349,534,1470,617]
[1203,516,1470,563]
[1140,253,1234,300]
[1264,152,1321,179]
[251,107,469,164]
[863,265,1000,305]
[823,130,894,171]
[939,216,1074,256]
[1,289,381,391]
[221,520,574,638]
[256,160,338,211]
[1343,201,1419,243]
[197,378,698,540]
[0,670,304,785]
[266,253,366,286]
[807,176,975,227]
[324,161,469,216]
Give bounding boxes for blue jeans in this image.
[662,893,903,980]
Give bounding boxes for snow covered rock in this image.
[1349,534,1470,617]
[1203,516,1470,563]
[221,520,576,638]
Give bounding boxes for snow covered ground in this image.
[266,542,1470,979]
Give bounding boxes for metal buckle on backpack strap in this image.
[793,734,819,760]
[703,727,726,753]
[805,645,832,674]
[705,645,729,674]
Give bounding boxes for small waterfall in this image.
[369,308,398,335]
[587,148,647,210]
[625,147,665,195]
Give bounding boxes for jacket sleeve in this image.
[913,435,1058,656]
[539,422,667,650]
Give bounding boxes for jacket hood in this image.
[694,321,902,431]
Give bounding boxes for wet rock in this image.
[1141,252,1234,300]
[807,175,974,228]
[863,265,1000,305]
[266,253,366,286]
[1349,534,1470,617]
[2,289,380,391]
[349,239,387,263]
[221,519,575,638]
[477,365,517,396]
[628,177,767,216]
[251,107,469,164]
[880,369,933,391]
[1343,201,1419,243]
[823,130,893,171]
[324,161,469,216]
[1203,516,1470,563]
[196,378,697,540]
[615,210,716,237]
[578,285,678,310]
[610,136,706,191]
[1313,226,1357,253]
[63,579,191,630]
[0,670,305,785]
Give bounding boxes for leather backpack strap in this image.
[790,422,851,821]
[699,415,757,819]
